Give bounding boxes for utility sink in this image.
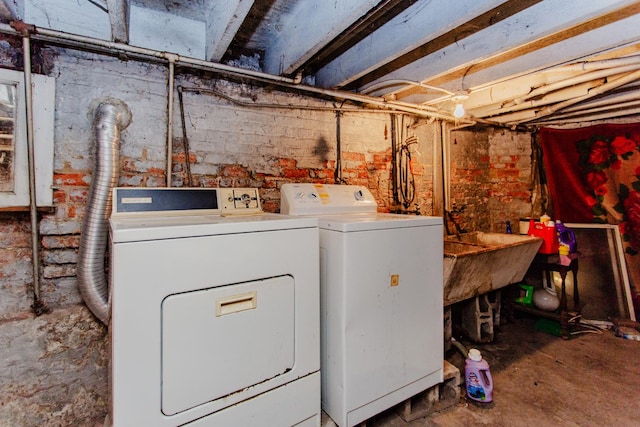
[443,232,543,306]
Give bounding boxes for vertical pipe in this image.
[432,121,444,217]
[166,56,176,187]
[177,87,193,187]
[22,35,46,314]
[441,121,451,212]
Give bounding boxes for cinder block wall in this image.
[0,38,532,425]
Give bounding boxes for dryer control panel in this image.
[112,187,262,216]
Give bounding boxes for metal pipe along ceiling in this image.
[520,68,640,124]
[0,22,466,123]
[77,102,131,325]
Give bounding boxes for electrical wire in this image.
[177,87,194,186]
[390,114,417,210]
[178,85,393,114]
[390,114,399,204]
[568,314,605,335]
[399,133,417,208]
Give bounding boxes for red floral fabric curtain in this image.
[539,124,640,318]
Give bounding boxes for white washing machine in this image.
[109,187,320,426]
[280,183,443,427]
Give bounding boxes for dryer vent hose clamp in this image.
[78,101,131,325]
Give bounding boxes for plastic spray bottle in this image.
[555,220,577,253]
[465,349,493,403]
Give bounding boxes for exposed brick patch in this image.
[342,151,365,161]
[54,173,90,186]
[311,168,335,180]
[278,158,297,169]
[221,164,251,178]
[42,235,81,249]
[43,264,77,279]
[52,190,66,204]
[283,167,311,179]
[67,189,88,203]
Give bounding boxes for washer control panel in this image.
[280,183,377,215]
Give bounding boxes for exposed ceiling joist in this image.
[0,0,15,21]
[205,0,254,62]
[3,0,640,127]
[106,0,129,43]
[262,0,382,75]
[292,0,418,77]
[315,0,521,89]
[376,0,640,101]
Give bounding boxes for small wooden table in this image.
[539,254,580,312]
[512,253,580,339]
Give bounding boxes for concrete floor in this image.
[322,316,640,427]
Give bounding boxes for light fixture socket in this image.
[453,103,465,118]
[451,94,469,118]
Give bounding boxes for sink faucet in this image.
[445,204,467,237]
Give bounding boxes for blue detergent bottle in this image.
[465,349,493,403]
[555,220,577,253]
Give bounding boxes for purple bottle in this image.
[555,220,577,253]
[465,349,493,403]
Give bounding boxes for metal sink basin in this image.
[443,232,542,306]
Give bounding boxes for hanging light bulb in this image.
[451,94,469,118]
[453,103,465,118]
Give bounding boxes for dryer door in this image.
[161,275,295,415]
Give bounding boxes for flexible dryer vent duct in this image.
[78,102,131,325]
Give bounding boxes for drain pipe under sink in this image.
[450,337,469,359]
[77,101,131,325]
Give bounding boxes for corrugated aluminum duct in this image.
[77,102,130,325]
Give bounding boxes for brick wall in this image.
[447,127,533,234]
[487,128,534,231]
[0,40,532,425]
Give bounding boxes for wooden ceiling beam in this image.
[106,0,129,43]
[205,0,255,62]
[341,0,542,91]
[314,0,512,89]
[221,0,278,62]
[393,0,640,101]
[262,0,382,76]
[293,0,418,76]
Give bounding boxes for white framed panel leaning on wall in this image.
[0,68,55,208]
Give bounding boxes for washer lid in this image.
[318,212,442,232]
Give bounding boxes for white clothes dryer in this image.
[109,187,320,426]
[281,183,443,427]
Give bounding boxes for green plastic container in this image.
[534,318,562,337]
[514,283,534,307]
